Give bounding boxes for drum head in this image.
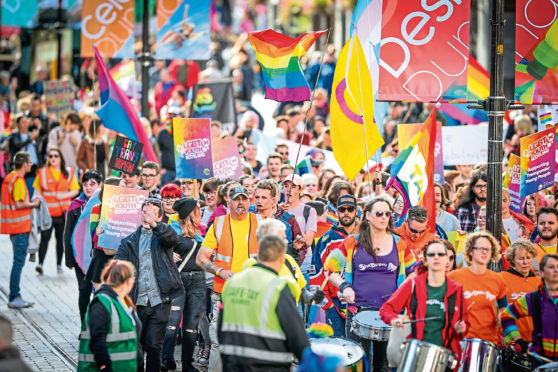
[354,310,389,328]
[310,338,364,365]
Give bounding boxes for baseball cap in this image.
[337,194,357,209]
[229,186,249,200]
[283,174,303,187]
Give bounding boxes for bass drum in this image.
[459,338,501,372]
[397,339,457,372]
[310,337,365,372]
[535,362,558,371]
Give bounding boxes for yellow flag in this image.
[330,35,384,180]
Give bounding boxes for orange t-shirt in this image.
[394,223,437,261]
[535,242,557,270]
[448,267,508,346]
[499,270,541,341]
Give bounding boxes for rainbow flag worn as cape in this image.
[71,191,100,273]
[248,29,326,102]
[94,46,157,162]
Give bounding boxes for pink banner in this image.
[504,154,524,214]
[212,137,243,180]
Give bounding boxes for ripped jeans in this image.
[161,271,206,370]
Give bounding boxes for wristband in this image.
[216,268,223,278]
[339,281,352,292]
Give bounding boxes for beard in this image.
[476,196,487,202]
[339,216,355,227]
[540,228,558,241]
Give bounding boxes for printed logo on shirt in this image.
[463,290,496,301]
[358,262,397,272]
[510,292,527,301]
[426,298,446,311]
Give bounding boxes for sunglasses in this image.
[48,154,60,158]
[408,225,427,234]
[426,252,447,257]
[338,206,356,213]
[375,211,392,218]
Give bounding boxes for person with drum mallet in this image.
[328,198,417,372]
[380,240,469,367]
[501,254,558,365]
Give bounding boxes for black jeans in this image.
[38,215,65,266]
[161,271,206,371]
[138,302,171,372]
[346,310,390,372]
[74,267,92,324]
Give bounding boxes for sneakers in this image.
[161,358,177,371]
[29,253,36,262]
[35,264,43,275]
[198,344,210,365]
[8,296,34,309]
[57,265,63,274]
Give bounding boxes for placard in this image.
[191,81,237,135]
[98,185,148,249]
[44,80,75,118]
[108,136,143,175]
[520,127,556,197]
[212,137,243,180]
[442,125,488,166]
[173,118,213,179]
[504,154,524,214]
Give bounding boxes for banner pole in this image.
[141,0,151,119]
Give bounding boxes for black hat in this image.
[173,198,198,220]
[337,194,357,208]
[229,186,249,200]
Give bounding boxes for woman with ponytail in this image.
[78,260,141,372]
[328,198,416,371]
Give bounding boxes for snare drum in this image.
[310,337,365,372]
[460,338,501,372]
[535,362,558,371]
[351,310,391,341]
[398,339,457,372]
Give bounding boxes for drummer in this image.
[328,198,416,371]
[501,254,558,362]
[380,240,468,359]
[447,231,508,347]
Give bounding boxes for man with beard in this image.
[454,172,487,232]
[534,207,558,268]
[395,206,437,261]
[310,194,359,337]
[196,186,262,371]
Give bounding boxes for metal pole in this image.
[57,0,63,78]
[141,0,150,119]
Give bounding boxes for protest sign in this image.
[504,154,524,213]
[212,137,243,180]
[44,80,75,118]
[398,122,444,184]
[191,81,237,135]
[156,0,210,60]
[81,0,134,58]
[108,136,143,176]
[442,125,488,166]
[520,127,556,197]
[98,185,148,249]
[173,118,213,179]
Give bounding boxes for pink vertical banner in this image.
[173,118,214,179]
[504,154,524,213]
[520,127,556,197]
[212,137,243,180]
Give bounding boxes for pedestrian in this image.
[218,235,310,371]
[454,172,487,232]
[63,170,103,322]
[534,207,558,267]
[139,162,162,199]
[75,119,109,178]
[0,315,32,371]
[161,198,206,372]
[77,260,141,372]
[160,183,182,223]
[7,115,39,193]
[395,206,437,261]
[47,113,82,173]
[1,151,40,308]
[115,198,184,372]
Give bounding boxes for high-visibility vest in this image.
[220,265,294,365]
[0,172,31,235]
[78,293,137,371]
[38,166,74,217]
[213,213,261,293]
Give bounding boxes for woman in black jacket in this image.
[161,198,206,372]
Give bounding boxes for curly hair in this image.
[504,238,537,267]
[462,231,500,265]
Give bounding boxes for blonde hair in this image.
[505,238,537,266]
[462,231,501,265]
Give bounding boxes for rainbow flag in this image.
[248,29,326,102]
[94,46,157,162]
[110,60,136,98]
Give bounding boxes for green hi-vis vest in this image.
[78,293,137,371]
[220,265,294,365]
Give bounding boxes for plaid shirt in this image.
[454,202,480,232]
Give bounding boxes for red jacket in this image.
[380,272,469,361]
[154,80,184,115]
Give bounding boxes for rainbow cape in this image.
[94,46,157,162]
[71,191,100,273]
[248,29,326,102]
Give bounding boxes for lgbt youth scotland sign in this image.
[212,137,243,180]
[520,127,556,197]
[173,118,213,179]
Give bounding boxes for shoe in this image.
[35,264,43,275]
[8,296,34,309]
[57,265,63,274]
[161,359,177,371]
[29,253,36,262]
[198,344,210,365]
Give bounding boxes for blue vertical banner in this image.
[2,0,39,27]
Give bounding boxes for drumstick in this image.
[320,272,330,290]
[402,316,442,324]
[527,351,554,364]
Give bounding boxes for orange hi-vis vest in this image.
[0,172,31,234]
[38,166,74,217]
[213,213,261,293]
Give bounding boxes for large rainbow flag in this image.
[248,29,326,102]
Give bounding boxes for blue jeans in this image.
[9,233,29,301]
[326,307,346,338]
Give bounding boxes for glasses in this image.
[473,247,492,253]
[204,191,216,196]
[474,184,487,190]
[408,225,426,234]
[181,181,194,185]
[163,197,178,202]
[426,252,447,257]
[142,173,157,178]
[338,206,356,213]
[48,154,60,158]
[375,211,392,218]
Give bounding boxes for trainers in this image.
[57,265,63,274]
[8,296,34,309]
[35,264,43,275]
[29,253,36,262]
[198,344,210,365]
